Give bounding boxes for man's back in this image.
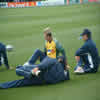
[38,56,69,83]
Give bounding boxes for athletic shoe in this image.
[23,62,30,66]
[0,57,3,66]
[64,70,70,80]
[64,70,67,76]
[74,66,84,74]
[1,57,4,64]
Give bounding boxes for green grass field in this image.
[0,3,100,100]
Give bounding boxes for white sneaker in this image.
[1,57,4,64]
[23,62,30,66]
[31,70,41,76]
[74,67,84,74]
[64,70,67,76]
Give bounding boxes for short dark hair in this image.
[47,32,52,37]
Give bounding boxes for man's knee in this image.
[16,65,22,69]
[35,49,42,54]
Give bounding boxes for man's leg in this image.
[74,56,83,70]
[0,51,2,66]
[82,65,95,73]
[74,55,85,74]
[82,54,96,73]
[74,54,95,74]
[16,64,42,78]
[28,49,46,65]
[24,57,57,78]
[16,66,34,79]
[0,77,44,89]
[2,50,9,69]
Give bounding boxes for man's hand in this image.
[58,58,63,62]
[65,65,71,70]
[31,67,41,76]
[8,67,14,70]
[32,67,39,73]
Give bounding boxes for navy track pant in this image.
[0,66,44,89]
[74,54,97,73]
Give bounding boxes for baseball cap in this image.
[80,29,91,37]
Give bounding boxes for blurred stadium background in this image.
[0,0,100,8]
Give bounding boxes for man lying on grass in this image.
[0,56,70,89]
[74,29,99,74]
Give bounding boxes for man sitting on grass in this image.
[74,29,99,74]
[0,56,70,89]
[24,27,68,69]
